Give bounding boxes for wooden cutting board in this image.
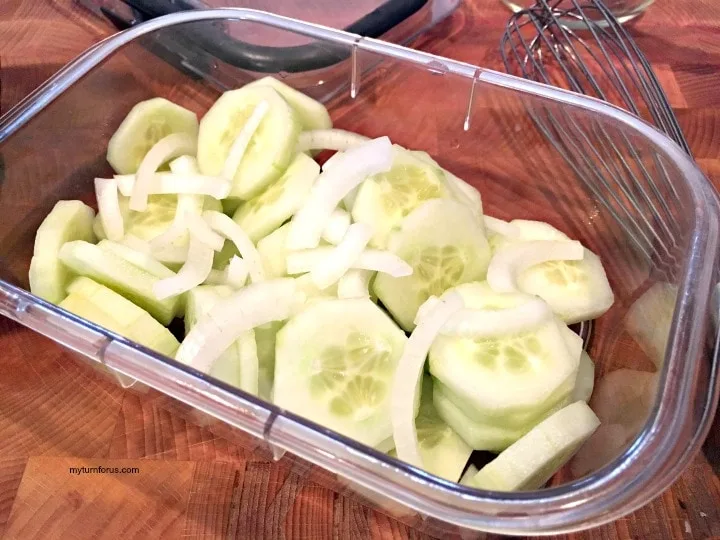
[0,0,719,538]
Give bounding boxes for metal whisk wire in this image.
[500,0,688,279]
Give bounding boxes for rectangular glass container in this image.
[0,8,718,536]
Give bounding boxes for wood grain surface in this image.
[1,0,720,538]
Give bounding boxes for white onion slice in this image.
[439,298,552,338]
[203,211,265,283]
[185,212,224,251]
[487,240,584,293]
[130,133,197,212]
[322,151,343,171]
[310,223,373,290]
[175,279,297,373]
[94,178,124,241]
[227,256,249,288]
[337,269,374,299]
[484,215,521,238]
[153,233,214,300]
[286,247,411,278]
[321,208,351,245]
[296,129,369,152]
[115,173,230,199]
[391,292,464,468]
[203,269,228,286]
[238,330,259,395]
[222,101,269,182]
[287,136,393,250]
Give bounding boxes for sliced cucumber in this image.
[429,282,579,422]
[185,285,243,389]
[61,277,179,356]
[58,240,180,325]
[197,85,300,199]
[496,220,614,324]
[107,98,198,175]
[410,376,472,481]
[571,351,595,403]
[256,321,282,401]
[274,299,407,447]
[466,401,600,491]
[352,146,452,249]
[93,194,221,242]
[232,152,320,242]
[433,380,530,451]
[257,223,291,278]
[626,282,676,369]
[590,369,658,434]
[97,240,174,279]
[373,200,491,330]
[29,200,96,303]
[245,76,332,131]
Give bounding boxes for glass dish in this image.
[0,8,718,536]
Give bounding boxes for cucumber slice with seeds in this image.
[429,282,579,422]
[62,277,179,356]
[107,98,198,174]
[274,299,407,447]
[495,220,614,324]
[29,200,96,303]
[244,76,332,131]
[58,240,180,325]
[373,200,491,331]
[466,401,600,491]
[232,152,320,243]
[197,86,300,199]
[352,146,452,249]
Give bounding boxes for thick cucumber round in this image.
[257,223,290,278]
[232,152,320,243]
[408,376,473,481]
[429,282,579,421]
[61,277,179,356]
[274,299,407,447]
[466,401,600,491]
[58,240,180,325]
[197,86,300,199]
[97,240,174,279]
[107,98,198,174]
[571,351,595,403]
[244,76,332,131]
[352,146,452,249]
[497,220,614,324]
[432,380,529,451]
[184,285,248,391]
[29,200,96,304]
[373,199,491,330]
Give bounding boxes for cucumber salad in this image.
[29,77,614,491]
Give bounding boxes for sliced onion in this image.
[413,295,441,325]
[203,269,228,286]
[337,269,374,299]
[130,133,197,212]
[440,298,552,337]
[484,215,521,238]
[321,208,351,245]
[203,211,265,283]
[238,329,259,395]
[153,233,214,300]
[186,212,224,251]
[115,172,230,199]
[322,151,344,171]
[287,136,393,250]
[296,129,369,152]
[286,247,412,278]
[487,240,584,293]
[391,292,464,468]
[175,279,297,373]
[94,178,124,241]
[310,223,373,290]
[222,100,269,182]
[227,256,249,288]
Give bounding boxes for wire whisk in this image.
[500,0,688,278]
